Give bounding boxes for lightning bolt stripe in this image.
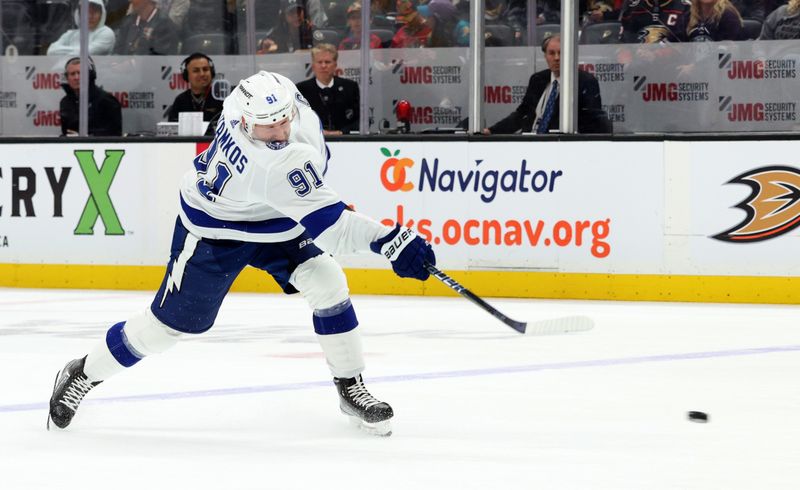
[159,233,200,308]
[180,196,298,234]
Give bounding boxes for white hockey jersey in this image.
[178,72,387,254]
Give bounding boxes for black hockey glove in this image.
[370,225,436,281]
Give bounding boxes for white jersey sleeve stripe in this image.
[313,209,392,256]
[299,201,347,238]
[180,196,299,234]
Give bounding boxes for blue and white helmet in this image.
[234,71,294,138]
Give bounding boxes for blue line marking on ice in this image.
[5,344,800,414]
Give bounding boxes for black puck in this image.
[687,411,709,423]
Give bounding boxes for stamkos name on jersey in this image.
[212,119,249,173]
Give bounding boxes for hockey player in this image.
[47,71,436,437]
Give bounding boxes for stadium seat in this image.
[484,24,513,47]
[182,33,230,55]
[580,21,621,44]
[312,28,345,47]
[534,23,560,45]
[741,18,763,40]
[37,0,74,46]
[371,28,395,48]
[1,0,37,54]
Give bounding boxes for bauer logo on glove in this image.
[370,225,436,281]
[380,227,415,261]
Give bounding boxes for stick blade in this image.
[502,318,527,334]
[524,315,595,336]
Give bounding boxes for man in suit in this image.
[296,43,361,135]
[483,34,610,134]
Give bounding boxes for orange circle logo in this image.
[380,152,414,192]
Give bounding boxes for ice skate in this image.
[334,374,393,436]
[47,356,101,430]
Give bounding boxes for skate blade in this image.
[46,369,61,431]
[347,415,392,437]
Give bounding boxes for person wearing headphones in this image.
[167,53,224,124]
[59,57,123,136]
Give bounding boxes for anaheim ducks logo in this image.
[638,25,670,43]
[713,166,800,243]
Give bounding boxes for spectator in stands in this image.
[368,0,396,28]
[458,0,522,46]
[296,44,361,134]
[536,0,561,24]
[247,0,328,34]
[114,0,180,54]
[584,0,625,24]
[106,0,132,30]
[619,0,689,42]
[731,0,765,21]
[760,0,800,38]
[676,0,745,41]
[59,57,122,137]
[339,2,383,49]
[303,0,331,27]
[47,0,116,56]
[162,0,191,27]
[482,35,609,134]
[391,0,432,47]
[167,53,224,123]
[418,0,459,47]
[505,0,530,43]
[322,0,348,27]
[484,0,508,26]
[765,0,790,17]
[257,0,315,53]
[453,1,471,46]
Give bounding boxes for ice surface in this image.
[1,288,799,489]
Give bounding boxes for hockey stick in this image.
[425,264,595,336]
[426,263,527,333]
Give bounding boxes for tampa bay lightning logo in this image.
[230,120,239,128]
[295,92,310,107]
[266,141,289,150]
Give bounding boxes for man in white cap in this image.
[48,71,436,437]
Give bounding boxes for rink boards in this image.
[1,139,799,303]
